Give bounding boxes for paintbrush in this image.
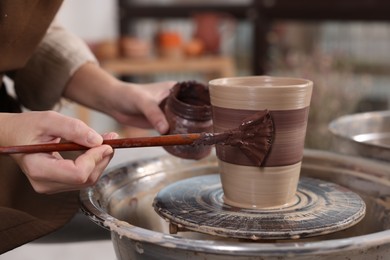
[0,111,274,165]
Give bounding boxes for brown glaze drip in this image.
[195,110,274,166]
[212,106,310,167]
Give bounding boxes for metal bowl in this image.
[80,150,390,260]
[329,110,390,161]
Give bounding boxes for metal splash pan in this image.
[80,149,390,260]
[329,110,390,161]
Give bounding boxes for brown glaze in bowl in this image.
[162,81,213,160]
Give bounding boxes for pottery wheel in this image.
[153,174,366,240]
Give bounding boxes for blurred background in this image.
[57,0,390,150]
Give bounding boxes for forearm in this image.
[64,62,174,133]
[63,62,127,116]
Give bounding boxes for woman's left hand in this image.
[107,81,174,134]
[64,63,175,134]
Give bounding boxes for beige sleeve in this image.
[12,23,97,110]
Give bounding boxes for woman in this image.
[0,1,173,253]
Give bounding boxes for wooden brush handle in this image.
[0,133,202,154]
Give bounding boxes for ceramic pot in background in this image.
[193,12,235,55]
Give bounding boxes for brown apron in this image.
[0,0,80,253]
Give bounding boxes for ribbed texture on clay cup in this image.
[209,76,313,209]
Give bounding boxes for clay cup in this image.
[209,76,313,208]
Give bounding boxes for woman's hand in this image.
[0,111,116,194]
[64,63,175,134]
[106,81,174,133]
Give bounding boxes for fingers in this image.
[102,131,119,140]
[141,100,169,134]
[38,111,103,147]
[26,152,112,194]
[4,111,103,147]
[110,81,174,134]
[134,82,173,134]
[10,115,119,194]
[20,145,114,194]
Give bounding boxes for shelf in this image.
[119,4,250,19]
[120,0,390,75]
[100,56,236,78]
